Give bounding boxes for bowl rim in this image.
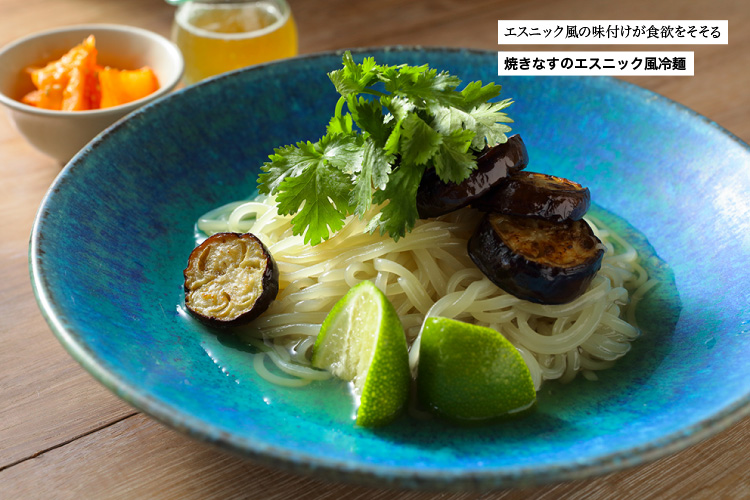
[0,23,184,116]
[29,46,750,491]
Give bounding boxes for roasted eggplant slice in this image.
[468,213,604,304]
[416,134,529,218]
[184,232,279,326]
[474,171,591,222]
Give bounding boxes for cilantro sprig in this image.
[258,51,513,245]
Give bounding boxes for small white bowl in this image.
[0,24,184,164]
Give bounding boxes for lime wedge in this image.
[311,280,410,427]
[417,317,536,423]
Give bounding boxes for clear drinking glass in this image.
[169,0,298,85]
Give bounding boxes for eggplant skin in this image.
[183,232,279,327]
[474,171,591,222]
[468,214,604,305]
[416,134,529,218]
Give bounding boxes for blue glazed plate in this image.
[30,48,750,490]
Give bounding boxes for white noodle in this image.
[197,196,656,390]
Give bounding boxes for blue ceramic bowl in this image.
[30,48,750,490]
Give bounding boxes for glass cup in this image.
[170,0,298,85]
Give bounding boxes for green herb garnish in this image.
[258,51,513,245]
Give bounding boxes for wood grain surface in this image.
[1,0,748,498]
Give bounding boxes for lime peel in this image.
[417,316,536,423]
[312,280,410,427]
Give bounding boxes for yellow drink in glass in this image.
[172,0,298,85]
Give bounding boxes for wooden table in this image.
[2,0,748,498]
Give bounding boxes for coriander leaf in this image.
[381,95,415,122]
[378,95,413,154]
[467,99,514,149]
[376,63,425,90]
[328,52,379,96]
[371,164,425,240]
[431,128,476,183]
[259,134,362,245]
[262,52,515,246]
[428,88,511,148]
[318,132,364,172]
[384,67,462,109]
[350,137,394,217]
[365,139,393,191]
[347,96,391,147]
[428,104,476,136]
[344,54,378,84]
[460,81,503,109]
[258,141,323,195]
[409,69,462,103]
[328,68,362,97]
[400,113,442,166]
[383,117,402,155]
[326,113,353,135]
[275,162,353,245]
